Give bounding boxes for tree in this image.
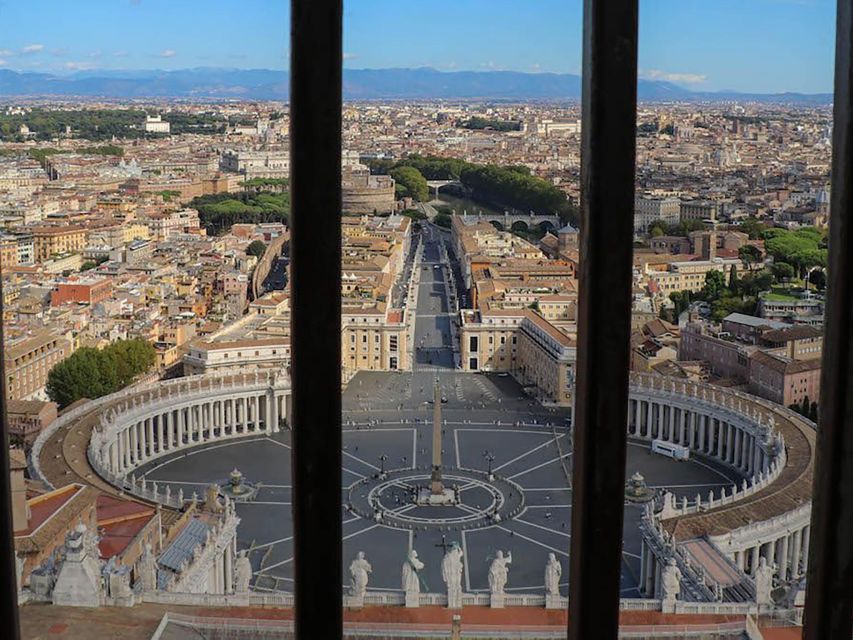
[390,166,429,202]
[701,270,727,301]
[729,264,739,293]
[737,218,770,240]
[46,339,155,408]
[433,213,452,229]
[770,262,795,282]
[246,240,267,259]
[669,290,692,317]
[738,244,762,270]
[648,221,666,237]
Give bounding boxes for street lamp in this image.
[379,453,388,477]
[483,451,495,481]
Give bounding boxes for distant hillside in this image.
[0,67,833,103]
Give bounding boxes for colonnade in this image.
[89,376,291,480]
[628,395,772,478]
[731,523,810,582]
[630,374,814,602]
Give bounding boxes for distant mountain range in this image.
[0,67,833,104]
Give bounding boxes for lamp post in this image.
[484,451,495,482]
[378,453,388,478]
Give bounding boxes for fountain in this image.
[625,471,655,503]
[219,468,258,502]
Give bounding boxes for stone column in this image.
[767,537,776,567]
[726,423,734,463]
[156,414,164,453]
[734,428,742,470]
[634,400,641,436]
[272,391,280,433]
[802,526,811,574]
[265,394,272,432]
[678,409,686,445]
[225,545,234,593]
[145,418,152,457]
[167,411,175,449]
[779,535,790,579]
[698,415,706,453]
[643,545,655,596]
[745,437,753,475]
[750,546,760,576]
[688,412,696,449]
[716,420,724,459]
[646,401,653,439]
[130,422,138,464]
[791,529,803,579]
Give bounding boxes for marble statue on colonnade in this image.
[755,556,774,607]
[661,558,682,613]
[348,551,372,607]
[488,550,512,608]
[234,550,252,595]
[545,553,562,609]
[442,541,464,609]
[402,548,425,608]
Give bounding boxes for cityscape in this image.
[0,5,839,637]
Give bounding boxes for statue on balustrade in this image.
[349,551,372,600]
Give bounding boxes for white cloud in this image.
[0,48,13,57]
[640,69,707,84]
[63,61,95,71]
[21,43,44,54]
[113,50,129,58]
[158,49,176,58]
[343,52,358,61]
[0,59,6,66]
[529,63,542,72]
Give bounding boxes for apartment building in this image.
[50,278,114,307]
[183,337,291,376]
[30,226,87,262]
[5,332,72,401]
[341,307,408,380]
[634,195,681,233]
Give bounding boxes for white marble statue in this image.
[402,549,424,607]
[138,543,157,592]
[441,541,464,609]
[545,553,562,596]
[755,556,774,606]
[661,558,682,612]
[488,550,512,596]
[349,551,372,599]
[234,550,252,594]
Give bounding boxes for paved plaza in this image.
[137,226,742,598]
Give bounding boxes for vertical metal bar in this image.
[290,1,343,638]
[0,267,20,639]
[568,1,638,639]
[803,2,853,636]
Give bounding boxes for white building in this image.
[144,115,171,134]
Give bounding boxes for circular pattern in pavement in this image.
[347,467,525,530]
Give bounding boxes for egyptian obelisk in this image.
[430,378,444,494]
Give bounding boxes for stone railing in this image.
[657,448,787,519]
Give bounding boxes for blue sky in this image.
[0,0,836,93]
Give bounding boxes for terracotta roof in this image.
[750,351,821,375]
[761,325,823,343]
[15,484,99,553]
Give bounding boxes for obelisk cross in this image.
[430,377,444,495]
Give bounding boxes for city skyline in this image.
[0,0,836,94]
